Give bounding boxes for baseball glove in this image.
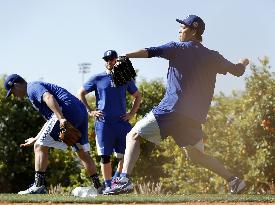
[111,56,137,87]
[59,121,81,146]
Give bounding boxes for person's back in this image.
[27,81,86,125]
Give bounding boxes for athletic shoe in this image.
[111,177,120,186]
[102,186,112,195]
[96,185,105,194]
[229,177,246,194]
[103,176,134,195]
[18,184,47,195]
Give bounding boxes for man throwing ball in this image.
[104,15,249,195]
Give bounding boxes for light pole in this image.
[78,63,91,84]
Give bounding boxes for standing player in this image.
[77,50,141,191]
[105,15,249,195]
[4,74,102,194]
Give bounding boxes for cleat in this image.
[103,176,134,195]
[102,186,112,195]
[18,184,47,195]
[96,186,104,195]
[229,177,246,194]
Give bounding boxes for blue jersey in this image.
[147,41,245,123]
[27,81,87,126]
[83,72,138,121]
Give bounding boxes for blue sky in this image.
[0,0,274,95]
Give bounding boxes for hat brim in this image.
[176,19,188,26]
[5,89,12,98]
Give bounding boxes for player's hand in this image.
[89,110,104,118]
[59,118,67,127]
[121,113,134,121]
[239,58,249,67]
[20,137,36,147]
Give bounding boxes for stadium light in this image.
[78,63,91,84]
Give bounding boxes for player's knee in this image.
[187,147,204,163]
[34,143,47,153]
[100,155,111,164]
[77,149,89,161]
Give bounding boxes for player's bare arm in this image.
[125,49,149,58]
[121,90,142,121]
[77,87,104,118]
[239,58,249,67]
[20,118,49,147]
[42,92,66,124]
[20,137,37,147]
[228,58,250,77]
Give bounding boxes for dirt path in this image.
[0,203,274,205]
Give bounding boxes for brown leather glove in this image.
[59,121,81,146]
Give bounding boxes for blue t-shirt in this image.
[27,81,86,125]
[147,41,245,123]
[83,72,138,120]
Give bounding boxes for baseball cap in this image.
[4,74,24,97]
[176,15,205,35]
[103,50,118,61]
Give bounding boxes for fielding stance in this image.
[77,50,141,192]
[4,74,102,194]
[104,15,249,195]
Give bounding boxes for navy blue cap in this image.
[103,50,118,60]
[4,74,24,97]
[176,15,205,35]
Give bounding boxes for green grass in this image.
[0,194,274,203]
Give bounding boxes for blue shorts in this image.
[154,112,203,147]
[94,119,132,156]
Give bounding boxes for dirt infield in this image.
[0,203,275,205]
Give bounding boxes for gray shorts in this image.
[131,111,204,152]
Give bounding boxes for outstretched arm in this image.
[125,49,149,58]
[230,58,249,76]
[20,122,48,147]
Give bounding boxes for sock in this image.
[120,173,129,178]
[90,173,102,189]
[227,176,236,182]
[112,171,121,180]
[104,180,112,188]
[35,171,46,187]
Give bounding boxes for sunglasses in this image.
[104,57,116,62]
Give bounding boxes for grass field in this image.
[0,194,274,204]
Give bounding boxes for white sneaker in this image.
[18,184,47,195]
[229,177,246,194]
